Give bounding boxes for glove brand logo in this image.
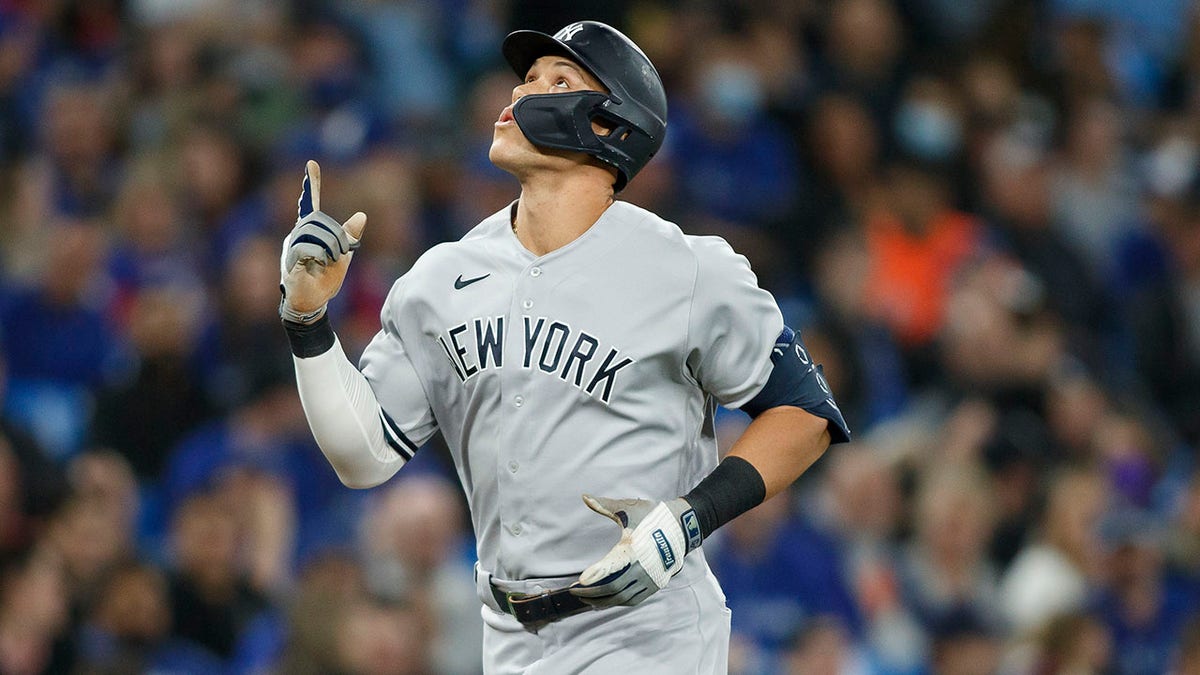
[555,23,585,42]
[652,529,675,569]
[680,510,702,552]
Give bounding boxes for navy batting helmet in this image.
[502,21,668,192]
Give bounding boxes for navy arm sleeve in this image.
[740,326,850,444]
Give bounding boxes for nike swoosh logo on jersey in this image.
[454,273,490,289]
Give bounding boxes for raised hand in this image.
[279,160,367,324]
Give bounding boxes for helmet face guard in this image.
[502,21,667,192]
[511,91,659,191]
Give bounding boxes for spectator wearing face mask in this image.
[668,34,803,288]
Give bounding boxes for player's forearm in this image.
[727,406,832,500]
[568,413,832,608]
[682,407,831,541]
[289,322,406,488]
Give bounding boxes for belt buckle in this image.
[504,591,521,616]
[506,590,553,631]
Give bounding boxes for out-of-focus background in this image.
[0,0,1198,673]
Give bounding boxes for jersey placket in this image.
[494,258,548,566]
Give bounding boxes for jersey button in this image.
[530,267,541,277]
[513,395,524,407]
[511,523,523,535]
[508,460,519,473]
[522,299,533,309]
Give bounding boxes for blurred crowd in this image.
[1,0,1199,673]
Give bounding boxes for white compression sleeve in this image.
[293,336,408,488]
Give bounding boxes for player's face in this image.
[489,56,608,176]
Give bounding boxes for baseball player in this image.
[279,20,849,674]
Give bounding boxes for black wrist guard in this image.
[683,456,767,540]
[283,312,336,358]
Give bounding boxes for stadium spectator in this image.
[1001,468,1109,636]
[899,466,1004,636]
[1029,611,1113,675]
[0,552,73,674]
[1092,508,1196,675]
[709,491,862,674]
[75,561,222,674]
[166,491,271,661]
[359,475,481,674]
[0,220,123,458]
[92,285,212,480]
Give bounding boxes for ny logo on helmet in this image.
[555,23,585,41]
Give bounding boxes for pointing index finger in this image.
[298,159,322,218]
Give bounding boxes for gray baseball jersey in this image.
[358,200,783,580]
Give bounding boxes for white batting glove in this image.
[279,160,367,324]
[569,494,703,607]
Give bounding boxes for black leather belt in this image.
[490,580,593,628]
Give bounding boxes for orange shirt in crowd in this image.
[864,211,982,346]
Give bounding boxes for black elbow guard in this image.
[740,326,850,443]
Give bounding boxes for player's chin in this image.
[489,134,537,175]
